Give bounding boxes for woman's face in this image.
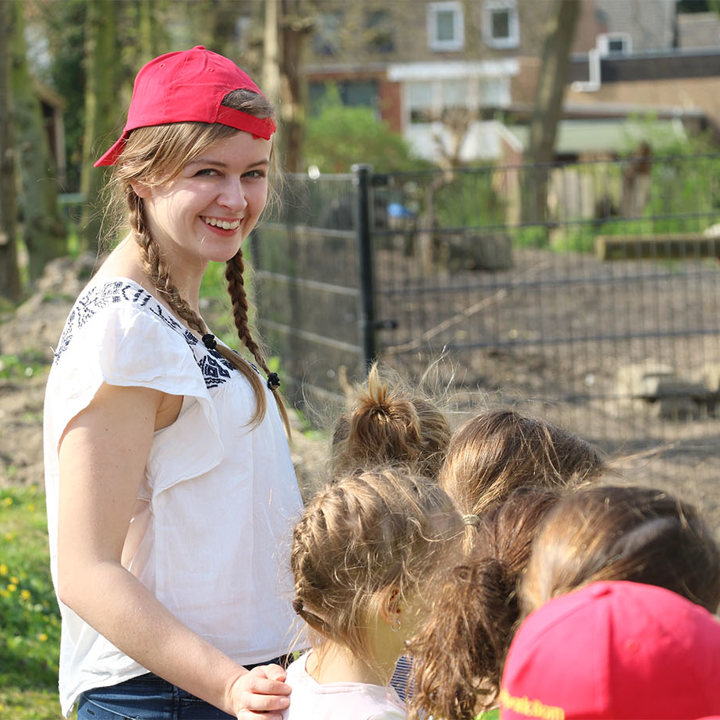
[134,130,271,276]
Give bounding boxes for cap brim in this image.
[94,134,128,167]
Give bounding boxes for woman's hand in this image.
[229,664,291,719]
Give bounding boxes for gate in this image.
[252,155,720,451]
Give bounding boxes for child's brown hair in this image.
[408,487,562,720]
[290,468,462,671]
[521,484,720,615]
[331,363,451,480]
[440,409,605,515]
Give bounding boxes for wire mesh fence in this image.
[252,153,720,454]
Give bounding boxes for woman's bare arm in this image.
[56,381,290,718]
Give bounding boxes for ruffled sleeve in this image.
[45,279,223,488]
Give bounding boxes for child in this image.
[330,362,451,481]
[500,580,720,720]
[285,468,463,719]
[328,362,453,700]
[408,487,562,720]
[520,484,720,614]
[439,409,605,516]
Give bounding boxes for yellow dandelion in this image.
[37,633,48,642]
[20,589,31,601]
[28,503,36,512]
[10,576,19,585]
[7,583,17,593]
[2,496,12,507]
[0,563,7,576]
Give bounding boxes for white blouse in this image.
[43,277,303,717]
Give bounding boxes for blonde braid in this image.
[128,192,271,429]
[226,250,290,435]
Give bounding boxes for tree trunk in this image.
[0,0,22,301]
[521,0,581,226]
[80,0,117,252]
[272,0,314,173]
[11,0,67,281]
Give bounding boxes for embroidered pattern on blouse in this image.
[53,280,234,389]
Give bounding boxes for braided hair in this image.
[108,89,289,433]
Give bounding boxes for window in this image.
[366,10,395,53]
[428,2,465,51]
[406,76,510,124]
[483,0,519,49]
[313,11,343,56]
[597,32,632,56]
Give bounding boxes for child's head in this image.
[331,363,451,480]
[290,468,462,673]
[408,487,562,720]
[521,484,720,614]
[500,580,720,720]
[439,409,605,515]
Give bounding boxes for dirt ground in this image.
[2,254,720,539]
[0,255,331,503]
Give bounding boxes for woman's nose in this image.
[218,176,247,211]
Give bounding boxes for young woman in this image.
[43,46,302,719]
[286,468,463,719]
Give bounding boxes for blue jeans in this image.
[77,657,289,720]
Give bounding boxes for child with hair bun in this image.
[285,468,463,720]
[331,362,452,481]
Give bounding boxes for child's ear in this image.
[379,587,403,625]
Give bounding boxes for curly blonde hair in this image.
[290,468,462,672]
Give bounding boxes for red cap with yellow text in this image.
[94,46,275,167]
[500,581,720,720]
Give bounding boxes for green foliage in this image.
[305,84,427,173]
[0,352,48,380]
[0,486,64,719]
[433,169,506,228]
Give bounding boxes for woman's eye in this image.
[244,169,267,180]
[196,168,219,177]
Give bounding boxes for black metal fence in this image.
[251,153,720,452]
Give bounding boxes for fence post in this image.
[353,163,376,372]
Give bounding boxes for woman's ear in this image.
[130,181,151,199]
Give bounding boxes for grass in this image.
[0,486,66,719]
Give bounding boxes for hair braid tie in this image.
[202,333,217,350]
[267,372,280,390]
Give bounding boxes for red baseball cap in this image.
[500,581,720,720]
[94,46,276,167]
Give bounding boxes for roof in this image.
[507,117,687,155]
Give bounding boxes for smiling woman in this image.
[43,46,302,720]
